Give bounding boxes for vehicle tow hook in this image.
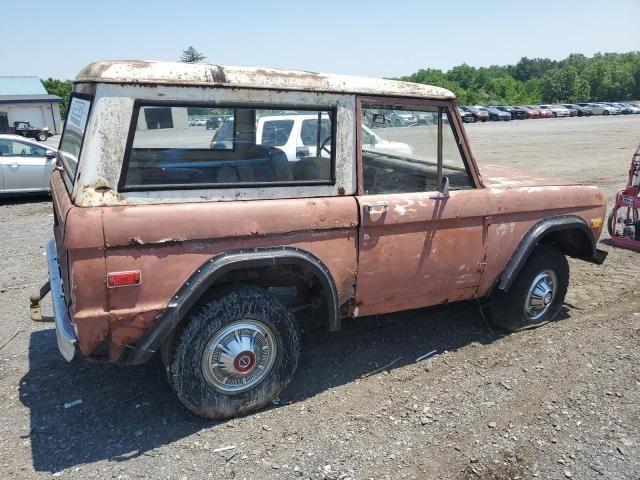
[30,281,51,322]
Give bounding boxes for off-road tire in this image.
[169,287,300,419]
[491,245,569,332]
[36,132,47,142]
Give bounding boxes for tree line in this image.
[399,52,640,105]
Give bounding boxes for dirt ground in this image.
[1,115,639,480]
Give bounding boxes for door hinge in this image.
[483,215,492,228]
[477,262,487,272]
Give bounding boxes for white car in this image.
[589,103,620,115]
[361,125,413,155]
[211,114,412,161]
[0,134,57,195]
[538,105,571,118]
[255,114,331,161]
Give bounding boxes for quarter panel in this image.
[101,196,358,360]
[477,185,607,296]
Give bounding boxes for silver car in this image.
[0,134,57,195]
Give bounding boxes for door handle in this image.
[363,201,388,213]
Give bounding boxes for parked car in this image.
[34,60,608,420]
[255,114,332,162]
[458,108,475,123]
[618,103,640,114]
[460,106,490,122]
[489,105,527,120]
[537,105,571,118]
[576,103,607,115]
[206,116,223,130]
[516,106,541,119]
[0,134,57,195]
[212,114,412,161]
[3,121,53,142]
[562,104,593,117]
[556,104,578,117]
[607,103,636,115]
[590,103,621,115]
[477,106,511,121]
[386,110,417,126]
[523,105,553,118]
[415,111,434,125]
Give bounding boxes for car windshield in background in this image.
[59,96,92,181]
[122,106,335,190]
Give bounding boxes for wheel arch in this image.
[123,247,340,365]
[497,215,606,292]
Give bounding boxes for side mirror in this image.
[429,176,450,199]
[45,150,56,159]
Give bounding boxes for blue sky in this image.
[1,0,638,80]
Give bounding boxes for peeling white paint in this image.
[76,60,456,100]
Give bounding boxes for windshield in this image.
[59,95,92,182]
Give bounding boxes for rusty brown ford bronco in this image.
[34,60,607,419]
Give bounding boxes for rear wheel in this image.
[491,245,569,332]
[168,287,300,419]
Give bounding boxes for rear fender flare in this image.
[497,215,605,292]
[124,247,339,365]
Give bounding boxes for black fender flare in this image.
[497,215,607,292]
[122,247,340,365]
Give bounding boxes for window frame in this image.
[58,92,94,191]
[119,100,338,192]
[356,96,481,196]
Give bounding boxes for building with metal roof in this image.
[0,76,63,134]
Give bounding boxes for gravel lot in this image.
[1,115,639,479]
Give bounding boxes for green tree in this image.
[398,51,640,105]
[180,46,206,63]
[41,78,73,117]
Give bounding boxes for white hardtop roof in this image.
[75,60,455,100]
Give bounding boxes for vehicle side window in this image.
[19,142,46,157]
[360,105,473,195]
[300,119,331,146]
[0,140,13,155]
[122,105,335,190]
[0,140,45,156]
[261,120,293,147]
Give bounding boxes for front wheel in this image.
[490,245,569,332]
[36,132,47,142]
[169,287,300,419]
[603,110,609,116]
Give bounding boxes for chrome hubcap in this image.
[524,270,557,322]
[201,318,276,394]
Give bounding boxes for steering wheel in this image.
[319,136,332,156]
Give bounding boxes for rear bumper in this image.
[47,239,77,362]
